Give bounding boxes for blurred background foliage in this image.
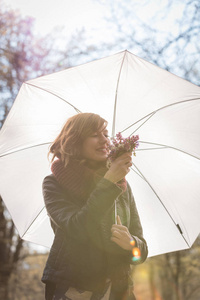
[0,0,200,299]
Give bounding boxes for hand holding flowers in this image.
[107,132,139,164]
[104,132,139,183]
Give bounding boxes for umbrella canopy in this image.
[0,50,200,257]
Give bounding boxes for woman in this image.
[42,113,148,300]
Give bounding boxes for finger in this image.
[116,152,132,162]
[123,156,132,163]
[111,229,129,240]
[122,151,132,157]
[112,230,131,242]
[117,215,122,225]
[111,236,133,251]
[111,230,121,239]
[111,235,130,250]
[111,228,121,236]
[111,224,129,232]
[111,236,124,247]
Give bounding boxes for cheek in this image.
[81,140,94,157]
[85,140,94,150]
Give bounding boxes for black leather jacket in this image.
[41,174,148,293]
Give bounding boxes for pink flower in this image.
[108,132,139,162]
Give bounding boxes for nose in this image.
[100,134,109,144]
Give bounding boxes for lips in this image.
[96,148,107,153]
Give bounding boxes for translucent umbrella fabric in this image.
[0,50,200,257]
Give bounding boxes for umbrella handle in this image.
[114,200,117,224]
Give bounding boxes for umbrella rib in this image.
[21,206,46,238]
[129,112,156,135]
[139,141,200,161]
[0,142,51,158]
[136,146,168,151]
[132,162,190,247]
[25,82,82,113]
[112,51,127,137]
[130,166,145,180]
[121,97,200,135]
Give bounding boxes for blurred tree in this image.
[8,252,48,300]
[144,238,200,300]
[0,1,72,128]
[0,1,94,298]
[133,237,200,300]
[0,198,23,299]
[0,2,54,297]
[96,0,200,84]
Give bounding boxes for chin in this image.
[97,156,107,161]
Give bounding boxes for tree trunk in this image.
[148,259,157,300]
[174,252,181,300]
[0,196,23,299]
[0,268,10,299]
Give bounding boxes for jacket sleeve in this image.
[126,182,148,265]
[42,174,122,241]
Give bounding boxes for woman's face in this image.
[81,126,110,163]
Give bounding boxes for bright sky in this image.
[5,0,107,35]
[4,0,186,65]
[5,0,183,41]
[4,0,187,66]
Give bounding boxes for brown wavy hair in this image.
[49,113,108,166]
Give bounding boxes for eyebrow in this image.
[96,128,109,135]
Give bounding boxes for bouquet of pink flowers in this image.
[107,132,139,163]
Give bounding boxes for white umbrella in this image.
[0,50,200,257]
